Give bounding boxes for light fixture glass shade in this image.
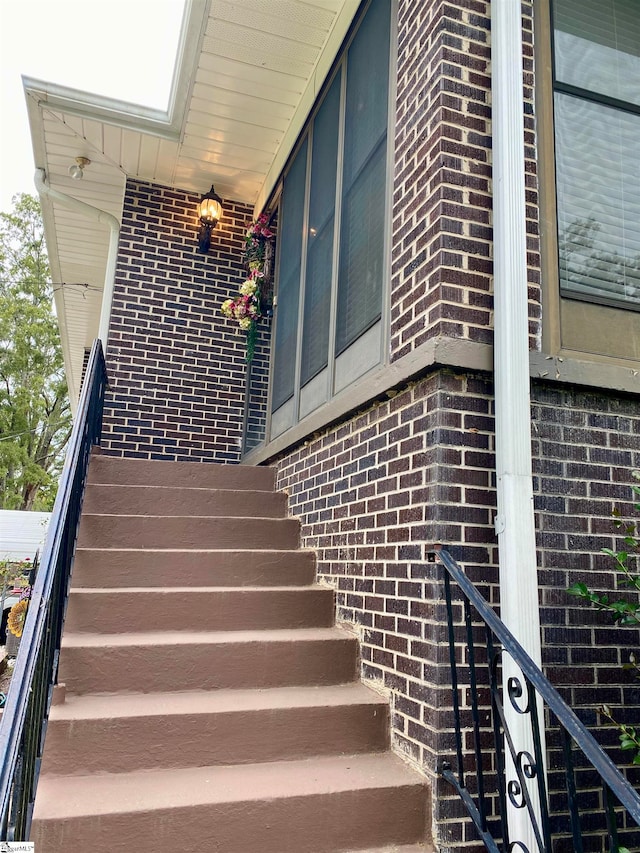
[198,185,223,226]
[68,157,90,180]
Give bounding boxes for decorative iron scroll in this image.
[437,548,640,853]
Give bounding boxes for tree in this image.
[0,194,71,511]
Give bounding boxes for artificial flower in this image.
[221,212,274,362]
[7,599,28,638]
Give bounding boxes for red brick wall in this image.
[101,179,252,462]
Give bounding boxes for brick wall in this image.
[273,367,497,850]
[101,179,253,462]
[391,0,540,360]
[533,384,640,748]
[391,0,493,358]
[271,368,640,849]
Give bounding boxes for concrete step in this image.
[71,547,317,588]
[82,483,288,518]
[58,627,359,694]
[76,514,300,550]
[88,454,276,490]
[349,846,433,852]
[32,752,428,853]
[41,683,390,775]
[64,586,335,633]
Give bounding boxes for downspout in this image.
[34,169,120,347]
[492,0,545,847]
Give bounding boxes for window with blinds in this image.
[270,0,392,428]
[553,0,640,309]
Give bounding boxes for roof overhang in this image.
[24,0,360,405]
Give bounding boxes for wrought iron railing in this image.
[0,339,106,841]
[438,547,640,853]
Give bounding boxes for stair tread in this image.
[86,484,280,495]
[68,585,327,594]
[34,752,425,820]
[79,512,295,520]
[348,846,431,852]
[74,547,314,554]
[61,626,353,648]
[50,683,388,721]
[87,457,275,489]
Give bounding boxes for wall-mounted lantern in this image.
[197,185,223,254]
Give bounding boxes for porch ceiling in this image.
[24,0,357,406]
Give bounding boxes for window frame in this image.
[264,0,396,444]
[536,0,640,364]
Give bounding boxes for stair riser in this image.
[32,784,426,853]
[71,549,316,588]
[58,638,358,694]
[41,703,389,775]
[76,516,300,550]
[82,485,287,518]
[88,456,276,490]
[64,589,335,633]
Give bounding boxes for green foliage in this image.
[0,194,71,510]
[568,471,640,768]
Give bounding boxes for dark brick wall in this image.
[272,367,498,849]
[533,384,640,729]
[101,179,253,462]
[391,0,540,359]
[272,369,640,848]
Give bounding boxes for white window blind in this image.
[553,0,640,308]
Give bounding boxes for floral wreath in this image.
[221,213,274,363]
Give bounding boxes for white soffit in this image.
[23,0,358,404]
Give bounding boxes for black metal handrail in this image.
[438,547,640,853]
[0,339,106,841]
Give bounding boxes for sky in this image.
[0,0,186,211]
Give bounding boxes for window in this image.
[552,0,640,311]
[270,0,392,438]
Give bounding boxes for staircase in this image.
[32,454,431,853]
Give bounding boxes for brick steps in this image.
[33,454,431,852]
